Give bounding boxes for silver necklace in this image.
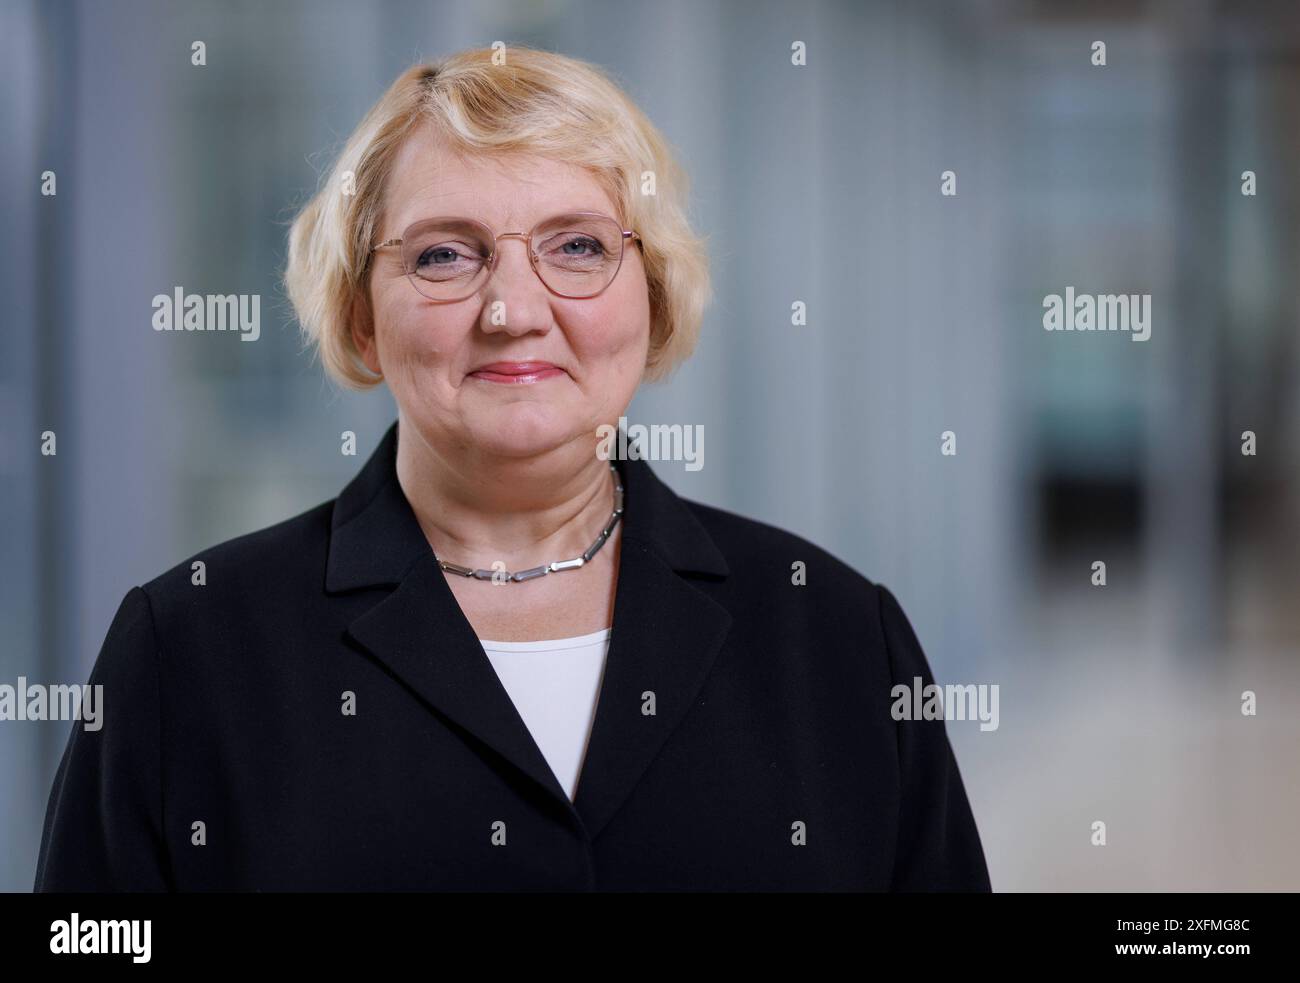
[437,462,624,583]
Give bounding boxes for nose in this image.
[478,234,553,335]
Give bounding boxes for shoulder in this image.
[682,495,875,588]
[135,498,336,617]
[678,494,908,620]
[677,494,924,659]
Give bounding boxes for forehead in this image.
[383,123,619,233]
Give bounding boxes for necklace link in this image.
[437,462,623,584]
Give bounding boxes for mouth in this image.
[467,361,566,384]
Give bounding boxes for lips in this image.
[468,361,566,384]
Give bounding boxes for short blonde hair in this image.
[284,46,711,389]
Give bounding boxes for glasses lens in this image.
[401,219,493,301]
[532,214,625,298]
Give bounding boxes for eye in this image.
[409,238,490,283]
[417,243,472,267]
[557,235,604,257]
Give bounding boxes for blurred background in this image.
[2,0,1298,892]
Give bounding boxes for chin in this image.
[470,403,582,459]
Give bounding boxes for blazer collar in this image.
[324,420,733,840]
[326,419,728,591]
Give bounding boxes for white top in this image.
[479,627,612,802]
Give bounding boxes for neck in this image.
[394,419,618,571]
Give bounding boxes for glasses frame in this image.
[369,210,643,303]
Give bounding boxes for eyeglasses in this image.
[369,211,642,303]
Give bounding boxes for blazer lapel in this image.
[572,527,732,840]
[325,420,734,840]
[326,422,571,809]
[345,553,573,806]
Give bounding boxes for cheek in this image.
[573,279,651,359]
[372,286,464,366]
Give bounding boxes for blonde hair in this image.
[284,46,711,389]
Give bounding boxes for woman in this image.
[35,47,990,891]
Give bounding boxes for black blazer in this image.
[35,421,991,892]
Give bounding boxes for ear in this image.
[349,289,382,377]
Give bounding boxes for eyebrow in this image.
[398,209,619,232]
[403,216,489,233]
